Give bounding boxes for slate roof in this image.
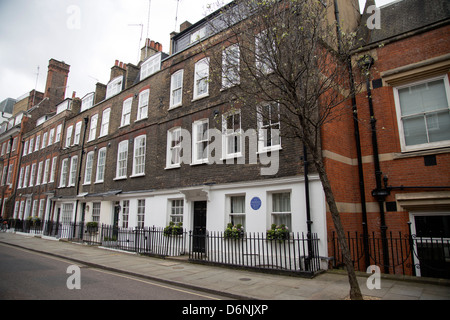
[358,0,450,46]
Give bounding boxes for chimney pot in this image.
[115,60,119,66]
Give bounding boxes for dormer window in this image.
[106,76,123,99]
[190,26,207,44]
[81,93,94,112]
[140,53,162,81]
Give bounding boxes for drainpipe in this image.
[360,55,390,274]
[303,145,313,270]
[334,0,371,269]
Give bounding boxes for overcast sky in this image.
[0,0,396,104]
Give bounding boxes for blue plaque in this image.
[251,197,262,210]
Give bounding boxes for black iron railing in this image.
[329,231,450,279]
[189,231,322,276]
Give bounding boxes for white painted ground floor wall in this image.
[53,175,328,257]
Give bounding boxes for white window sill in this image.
[169,104,182,110]
[135,117,148,123]
[114,176,127,181]
[130,173,145,178]
[165,164,181,170]
[191,160,209,166]
[257,145,282,154]
[192,94,209,102]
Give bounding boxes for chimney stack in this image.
[44,59,70,106]
[110,60,127,81]
[140,38,163,62]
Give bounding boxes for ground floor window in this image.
[137,199,145,228]
[92,202,101,222]
[229,196,245,228]
[271,192,291,230]
[122,200,129,228]
[62,203,74,224]
[170,199,184,225]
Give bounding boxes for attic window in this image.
[106,76,123,99]
[81,93,94,112]
[140,52,162,80]
[190,27,207,44]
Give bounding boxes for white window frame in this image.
[100,108,111,137]
[95,148,107,183]
[170,70,184,109]
[84,151,94,185]
[106,76,123,99]
[36,161,44,186]
[36,161,43,185]
[166,127,182,169]
[222,110,242,159]
[41,131,48,149]
[122,200,130,228]
[140,53,162,80]
[116,140,129,180]
[65,125,73,148]
[73,121,82,145]
[68,156,78,187]
[132,135,146,177]
[255,30,275,75]
[393,74,450,152]
[50,156,57,183]
[23,140,29,156]
[39,199,46,219]
[121,98,132,127]
[55,124,62,143]
[193,58,210,100]
[229,195,246,229]
[18,167,24,189]
[88,114,98,141]
[190,27,206,44]
[6,163,13,186]
[81,93,94,112]
[48,128,55,146]
[23,165,30,188]
[61,203,74,224]
[169,199,184,225]
[137,199,146,228]
[137,89,149,121]
[43,159,50,185]
[257,103,282,153]
[34,135,41,152]
[271,192,292,230]
[222,44,240,89]
[29,163,36,187]
[92,202,101,223]
[59,158,69,188]
[192,119,209,165]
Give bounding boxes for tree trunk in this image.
[311,150,364,300]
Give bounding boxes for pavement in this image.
[0,231,449,300]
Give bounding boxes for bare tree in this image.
[202,0,364,299]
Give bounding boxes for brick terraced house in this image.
[1,0,449,279]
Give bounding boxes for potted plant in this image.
[267,224,290,241]
[164,221,183,236]
[224,223,245,239]
[86,221,98,233]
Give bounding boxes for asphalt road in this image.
[0,244,229,300]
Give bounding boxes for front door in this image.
[193,201,207,253]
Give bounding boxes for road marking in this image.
[0,243,223,300]
[91,268,223,300]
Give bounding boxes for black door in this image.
[193,201,207,253]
